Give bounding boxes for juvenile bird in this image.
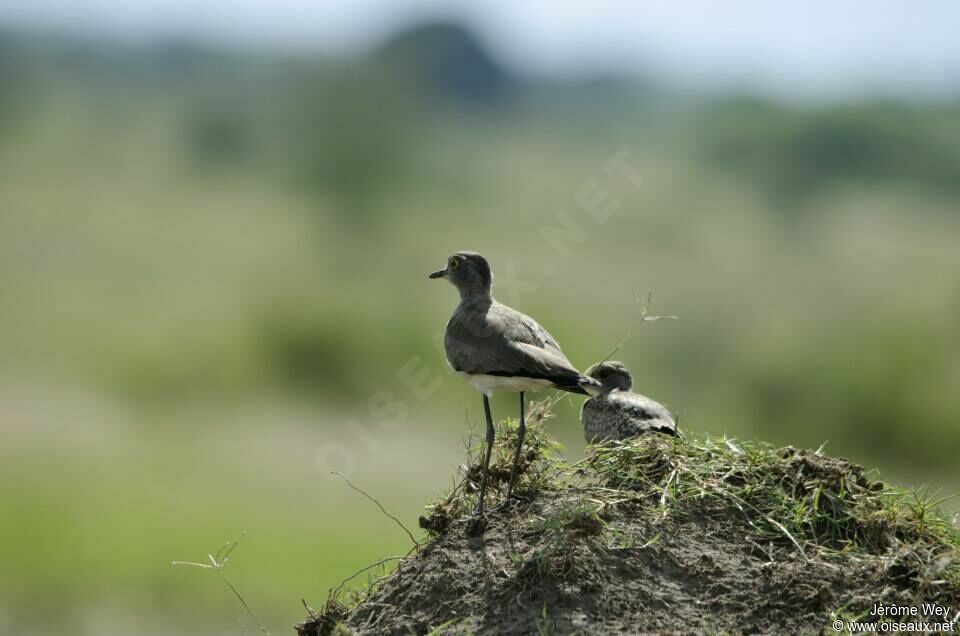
[429,251,599,515]
[580,361,679,443]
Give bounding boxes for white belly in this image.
[459,372,553,396]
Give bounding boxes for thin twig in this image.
[529,394,563,424]
[221,573,271,636]
[332,472,420,548]
[330,555,409,600]
[600,291,677,363]
[301,598,318,620]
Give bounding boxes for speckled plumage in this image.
[580,361,679,443]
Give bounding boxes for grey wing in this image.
[613,392,678,437]
[583,393,679,443]
[445,303,586,391]
[613,392,675,425]
[495,304,564,355]
[488,304,588,390]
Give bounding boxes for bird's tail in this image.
[550,374,602,396]
[576,375,603,397]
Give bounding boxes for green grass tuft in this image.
[587,434,960,594]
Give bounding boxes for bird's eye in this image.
[449,259,460,270]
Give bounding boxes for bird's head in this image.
[585,360,633,392]
[429,251,493,300]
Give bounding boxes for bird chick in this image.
[581,361,679,443]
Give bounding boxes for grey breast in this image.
[582,390,678,443]
[444,300,582,384]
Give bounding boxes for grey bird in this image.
[429,251,600,515]
[580,361,680,443]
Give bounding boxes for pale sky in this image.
[3,0,959,100]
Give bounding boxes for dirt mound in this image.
[298,420,960,635]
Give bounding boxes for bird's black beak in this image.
[428,268,447,279]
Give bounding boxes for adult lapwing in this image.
[580,360,679,443]
[429,251,599,515]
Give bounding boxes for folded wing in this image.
[445,301,591,394]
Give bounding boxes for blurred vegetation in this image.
[0,23,958,636]
[375,20,512,107]
[701,98,960,207]
[0,31,36,131]
[290,68,418,222]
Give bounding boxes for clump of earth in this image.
[298,423,960,635]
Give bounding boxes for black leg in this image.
[476,394,495,515]
[506,391,526,500]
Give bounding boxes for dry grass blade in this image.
[332,472,420,549]
[600,290,678,363]
[173,533,272,636]
[329,555,410,601]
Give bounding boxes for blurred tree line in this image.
[1,20,958,472]
[700,98,960,208]
[6,23,958,219]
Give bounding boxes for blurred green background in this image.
[1,5,959,634]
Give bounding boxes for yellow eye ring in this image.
[449,259,460,270]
